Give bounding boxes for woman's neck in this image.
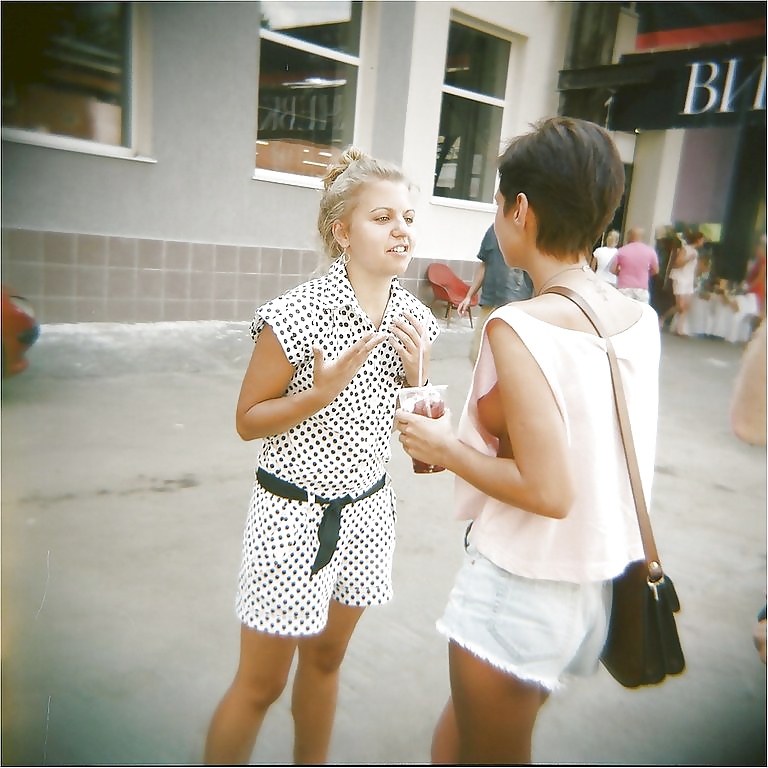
[345,263,394,329]
[530,255,590,297]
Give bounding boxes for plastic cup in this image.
[398,384,448,474]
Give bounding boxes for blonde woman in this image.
[204,148,439,764]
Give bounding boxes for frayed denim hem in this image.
[436,619,563,693]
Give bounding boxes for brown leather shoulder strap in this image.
[542,285,662,579]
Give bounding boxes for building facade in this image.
[1,1,570,323]
[560,2,766,283]
[3,2,764,325]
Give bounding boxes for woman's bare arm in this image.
[396,318,575,518]
[235,324,387,440]
[731,321,767,446]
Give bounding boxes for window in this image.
[256,1,362,179]
[2,2,131,147]
[434,21,510,203]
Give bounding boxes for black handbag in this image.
[543,286,685,688]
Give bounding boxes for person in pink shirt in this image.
[609,227,659,302]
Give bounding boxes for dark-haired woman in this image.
[395,117,660,764]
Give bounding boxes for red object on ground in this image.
[2,286,40,377]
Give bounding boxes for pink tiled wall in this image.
[1,228,475,324]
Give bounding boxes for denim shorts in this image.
[436,541,612,691]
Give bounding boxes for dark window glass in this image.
[260,1,361,56]
[434,21,509,201]
[444,22,509,99]
[256,39,357,176]
[256,3,361,177]
[434,93,503,202]
[2,2,130,146]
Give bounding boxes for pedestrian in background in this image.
[609,226,659,302]
[592,229,619,286]
[745,234,766,318]
[458,224,533,364]
[650,224,679,317]
[664,231,704,335]
[730,318,766,447]
[204,148,439,765]
[395,117,660,764]
[729,318,767,665]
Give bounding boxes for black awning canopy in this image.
[560,38,766,131]
[558,59,656,92]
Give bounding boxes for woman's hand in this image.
[391,311,431,386]
[394,408,456,468]
[312,331,388,403]
[237,327,387,440]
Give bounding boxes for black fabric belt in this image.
[256,468,387,574]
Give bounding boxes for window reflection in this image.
[435,94,503,202]
[445,23,509,99]
[2,2,130,146]
[434,21,509,202]
[256,2,361,178]
[260,1,361,55]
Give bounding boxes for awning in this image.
[559,38,766,131]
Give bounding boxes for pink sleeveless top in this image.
[454,302,660,582]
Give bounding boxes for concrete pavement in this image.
[1,316,766,765]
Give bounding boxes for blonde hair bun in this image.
[322,147,369,191]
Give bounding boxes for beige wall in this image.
[2,228,478,324]
[403,1,571,265]
[1,1,571,323]
[624,130,685,244]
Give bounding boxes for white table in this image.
[685,292,760,342]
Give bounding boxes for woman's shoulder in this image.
[493,284,648,338]
[252,278,327,341]
[395,282,431,313]
[260,274,327,312]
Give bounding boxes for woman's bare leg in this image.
[659,303,677,329]
[673,294,691,335]
[448,641,548,764]
[431,698,460,764]
[291,601,365,764]
[204,625,297,765]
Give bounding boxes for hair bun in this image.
[322,146,369,190]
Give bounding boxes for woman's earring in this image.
[341,250,350,266]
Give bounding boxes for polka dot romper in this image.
[236,258,440,636]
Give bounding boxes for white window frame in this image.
[252,14,366,190]
[1,3,155,164]
[430,14,512,208]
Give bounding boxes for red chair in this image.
[426,262,478,327]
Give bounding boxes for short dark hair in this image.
[497,117,625,258]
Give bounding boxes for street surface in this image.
[1,317,766,765]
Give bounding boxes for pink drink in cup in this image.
[398,385,448,473]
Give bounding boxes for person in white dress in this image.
[665,231,704,335]
[592,229,619,285]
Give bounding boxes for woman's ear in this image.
[514,193,529,226]
[331,220,349,251]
